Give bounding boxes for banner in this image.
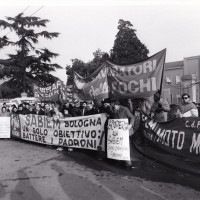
[33,80,67,102]
[107,49,166,98]
[11,114,107,151]
[141,112,200,161]
[74,49,166,100]
[107,119,130,160]
[0,117,10,138]
[74,63,109,100]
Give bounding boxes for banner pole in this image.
[159,49,167,94]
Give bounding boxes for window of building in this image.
[165,75,172,85]
[175,75,181,84]
[191,73,197,80]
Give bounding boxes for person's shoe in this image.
[68,147,73,152]
[56,147,63,151]
[125,165,133,170]
[125,164,137,170]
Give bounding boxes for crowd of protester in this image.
[0,92,198,121]
[0,91,199,169]
[0,99,101,118]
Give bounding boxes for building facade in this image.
[162,55,200,104]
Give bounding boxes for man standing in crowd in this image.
[23,103,31,115]
[150,91,170,122]
[44,103,54,117]
[178,93,198,117]
[61,99,73,117]
[17,104,24,114]
[33,103,44,115]
[99,98,112,115]
[71,99,82,117]
[110,98,135,169]
[85,100,99,116]
[80,101,87,116]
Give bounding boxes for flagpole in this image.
[159,49,166,94]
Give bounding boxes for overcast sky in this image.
[0,0,200,83]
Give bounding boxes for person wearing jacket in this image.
[150,91,170,122]
[178,93,198,117]
[0,106,10,117]
[110,98,135,169]
[33,104,45,115]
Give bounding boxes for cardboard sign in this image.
[0,117,10,138]
[107,119,130,161]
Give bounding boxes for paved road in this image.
[0,139,200,200]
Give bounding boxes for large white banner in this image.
[0,117,10,138]
[107,119,130,161]
[11,114,107,151]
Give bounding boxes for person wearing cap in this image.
[110,99,135,127]
[99,98,112,115]
[150,91,170,122]
[110,98,135,169]
[177,93,198,117]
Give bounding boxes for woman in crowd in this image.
[52,106,64,120]
[63,108,72,117]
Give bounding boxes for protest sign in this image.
[11,114,107,151]
[0,117,10,138]
[107,119,130,161]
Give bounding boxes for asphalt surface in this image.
[0,139,200,200]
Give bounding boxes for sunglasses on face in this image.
[182,96,188,100]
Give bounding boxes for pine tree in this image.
[0,13,61,98]
[110,19,149,65]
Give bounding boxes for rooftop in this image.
[164,60,184,70]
